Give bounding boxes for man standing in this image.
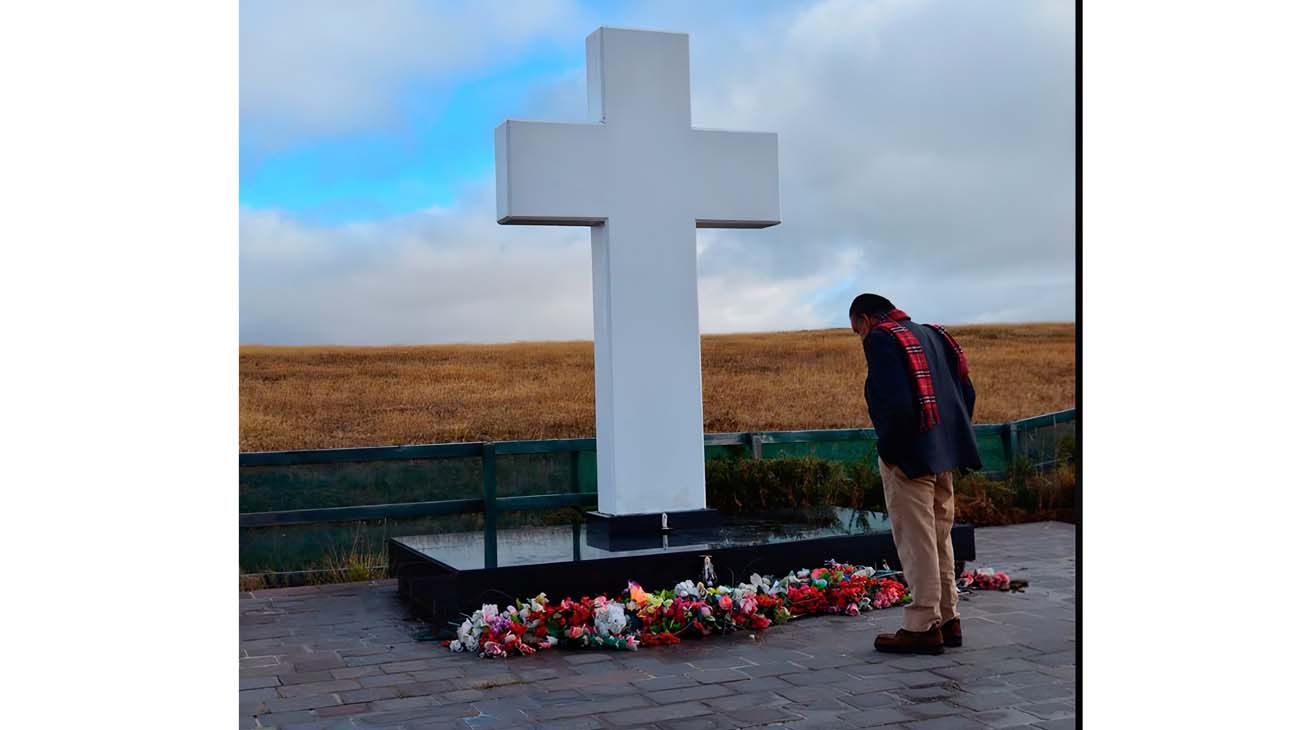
[849,293,981,655]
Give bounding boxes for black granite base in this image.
[389,510,975,632]
[585,508,721,550]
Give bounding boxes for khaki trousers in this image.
[879,458,960,632]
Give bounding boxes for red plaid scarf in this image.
[871,309,971,432]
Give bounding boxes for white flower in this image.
[745,573,785,595]
[853,567,875,579]
[594,602,628,637]
[449,640,464,652]
[457,619,481,653]
[481,604,499,620]
[675,580,700,598]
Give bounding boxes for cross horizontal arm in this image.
[689,129,780,229]
[495,120,610,226]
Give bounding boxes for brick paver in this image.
[240,522,1076,729]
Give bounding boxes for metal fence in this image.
[239,408,1075,577]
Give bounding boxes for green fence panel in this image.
[494,452,577,497]
[576,449,598,493]
[241,514,480,575]
[760,438,877,463]
[704,444,747,460]
[1012,409,1076,469]
[975,428,1010,476]
[239,409,1076,577]
[239,457,483,513]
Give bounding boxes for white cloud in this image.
[240,190,856,344]
[241,186,592,344]
[239,0,579,150]
[683,0,1076,283]
[240,0,1076,343]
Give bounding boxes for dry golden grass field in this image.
[240,323,1075,452]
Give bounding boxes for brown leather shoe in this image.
[941,618,962,647]
[873,626,944,655]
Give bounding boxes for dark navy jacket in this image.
[864,318,982,479]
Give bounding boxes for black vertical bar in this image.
[482,443,498,569]
[570,448,582,562]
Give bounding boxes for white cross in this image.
[495,27,780,517]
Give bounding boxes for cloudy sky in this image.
[240,0,1075,345]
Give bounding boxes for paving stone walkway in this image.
[241,522,1076,730]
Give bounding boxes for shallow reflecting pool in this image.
[391,507,892,571]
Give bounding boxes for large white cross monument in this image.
[495,27,780,524]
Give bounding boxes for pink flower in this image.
[718,595,733,611]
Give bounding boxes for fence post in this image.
[750,433,764,460]
[482,443,498,569]
[1006,421,1020,469]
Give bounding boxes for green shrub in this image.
[706,456,833,512]
[703,453,1075,528]
[1056,434,1078,466]
[843,457,885,511]
[953,459,1077,527]
[705,455,886,514]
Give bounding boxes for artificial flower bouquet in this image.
[449,560,916,659]
[958,567,1012,591]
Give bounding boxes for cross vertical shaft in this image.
[495,27,780,518]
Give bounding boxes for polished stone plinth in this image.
[387,508,976,629]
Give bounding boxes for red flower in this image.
[570,605,591,625]
[639,631,681,647]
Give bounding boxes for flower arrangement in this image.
[448,561,1017,659]
[958,567,1012,591]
